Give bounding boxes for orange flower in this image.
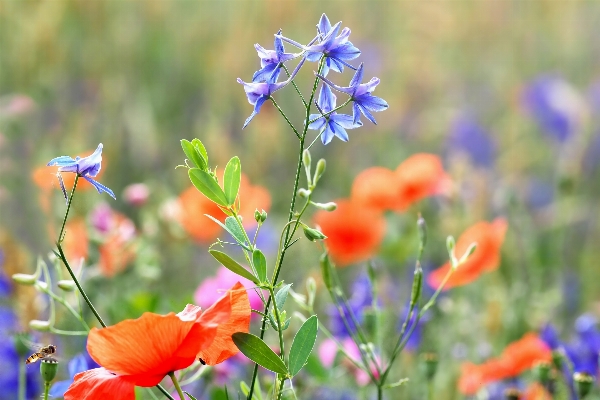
[64,282,250,399]
[458,333,552,396]
[523,383,552,400]
[97,213,137,277]
[63,218,89,265]
[351,167,400,212]
[314,199,386,267]
[177,173,271,243]
[395,153,451,211]
[428,218,508,290]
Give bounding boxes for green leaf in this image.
[223,156,241,206]
[191,138,208,165]
[204,215,251,251]
[181,140,206,170]
[252,249,267,283]
[209,250,259,285]
[188,169,227,206]
[183,391,198,400]
[232,332,288,375]
[288,315,318,376]
[224,217,248,247]
[274,284,291,312]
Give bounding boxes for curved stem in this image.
[168,371,185,399]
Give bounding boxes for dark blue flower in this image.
[237,57,306,128]
[308,85,362,144]
[448,116,495,167]
[328,274,373,338]
[317,63,388,125]
[522,75,584,142]
[398,305,429,352]
[277,14,360,77]
[0,249,11,298]
[252,30,300,83]
[47,143,115,199]
[48,353,91,398]
[540,323,561,351]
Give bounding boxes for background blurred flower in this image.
[447,115,495,168]
[327,273,374,338]
[63,217,89,266]
[314,199,386,267]
[428,218,508,290]
[122,183,150,207]
[49,353,93,398]
[395,153,451,211]
[351,167,400,212]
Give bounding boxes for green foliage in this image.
[209,250,259,285]
[232,333,288,375]
[188,169,228,206]
[288,315,318,376]
[223,156,241,206]
[252,249,268,283]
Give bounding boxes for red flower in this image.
[351,167,400,212]
[394,153,451,211]
[458,333,552,395]
[64,282,250,399]
[314,199,386,267]
[63,218,89,265]
[428,218,508,290]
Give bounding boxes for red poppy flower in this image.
[177,174,271,243]
[314,199,386,267]
[428,218,508,290]
[394,153,451,211]
[458,333,552,395]
[63,218,89,265]
[351,167,400,212]
[64,282,250,399]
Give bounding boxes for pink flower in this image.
[123,183,150,207]
[317,338,379,386]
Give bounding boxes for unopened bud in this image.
[458,243,478,265]
[313,159,326,185]
[574,372,594,399]
[320,252,334,291]
[297,188,311,198]
[260,210,267,223]
[12,273,37,286]
[302,149,312,168]
[312,202,337,211]
[254,209,262,223]
[29,320,51,332]
[57,280,76,292]
[420,353,438,381]
[411,262,423,305]
[446,236,455,252]
[40,359,58,382]
[417,215,427,247]
[535,361,551,385]
[552,350,564,370]
[503,388,521,400]
[35,281,48,291]
[303,226,327,242]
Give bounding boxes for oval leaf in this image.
[223,156,242,206]
[181,140,206,170]
[191,138,209,165]
[232,332,288,375]
[209,250,259,285]
[274,284,292,313]
[189,169,228,206]
[252,249,267,283]
[288,315,318,376]
[224,217,248,247]
[204,215,251,251]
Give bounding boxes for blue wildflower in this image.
[252,30,301,83]
[448,116,495,167]
[308,85,362,144]
[277,14,360,77]
[328,274,373,338]
[316,63,388,125]
[48,353,91,398]
[0,249,12,297]
[47,143,115,199]
[237,57,306,128]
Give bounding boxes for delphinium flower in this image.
[64,283,250,399]
[308,85,362,144]
[277,14,361,77]
[522,75,586,142]
[46,143,115,199]
[428,218,508,290]
[317,63,388,125]
[448,116,495,168]
[252,29,300,83]
[237,58,306,128]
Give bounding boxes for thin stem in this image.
[49,328,88,336]
[377,385,383,400]
[276,378,286,400]
[306,132,324,151]
[43,381,50,400]
[282,64,307,107]
[18,359,25,400]
[168,372,185,400]
[268,286,286,363]
[307,98,352,125]
[270,97,301,139]
[37,286,90,331]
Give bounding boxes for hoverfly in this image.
[20,338,58,365]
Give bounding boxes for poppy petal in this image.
[64,368,135,400]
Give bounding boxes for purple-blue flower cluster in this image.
[238,14,388,144]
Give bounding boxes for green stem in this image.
[268,286,286,362]
[43,381,50,400]
[18,359,25,400]
[282,64,307,107]
[276,377,286,400]
[168,372,185,399]
[377,385,383,400]
[270,97,301,139]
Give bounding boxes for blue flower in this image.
[317,63,388,125]
[308,85,362,144]
[47,143,115,199]
[277,14,361,77]
[48,353,91,398]
[522,75,585,142]
[252,30,300,83]
[448,116,495,168]
[0,249,12,298]
[328,274,373,338]
[237,57,306,128]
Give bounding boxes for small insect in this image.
[25,344,57,365]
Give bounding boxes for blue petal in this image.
[356,94,388,112]
[68,354,89,377]
[253,63,278,83]
[47,156,76,167]
[76,144,103,176]
[318,85,336,113]
[308,116,326,131]
[357,103,378,124]
[242,96,268,129]
[83,176,116,199]
[352,102,362,125]
[274,29,285,55]
[48,380,72,397]
[331,114,362,130]
[305,52,322,62]
[327,57,344,74]
[330,43,361,61]
[321,123,335,145]
[330,120,349,142]
[349,63,364,88]
[317,14,332,37]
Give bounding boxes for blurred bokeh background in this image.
[3,1,600,398]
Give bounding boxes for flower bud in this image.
[420,353,438,381]
[302,149,312,168]
[446,236,455,253]
[12,273,37,286]
[29,320,51,332]
[297,188,311,198]
[35,281,48,291]
[574,372,594,399]
[458,242,477,265]
[320,252,334,292]
[313,159,326,185]
[411,262,423,305]
[503,388,521,400]
[254,209,262,223]
[551,350,565,370]
[535,361,552,385]
[312,202,337,211]
[40,359,58,383]
[260,210,267,223]
[417,215,427,247]
[57,280,76,292]
[303,226,327,242]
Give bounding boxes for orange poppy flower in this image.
[351,167,400,212]
[314,199,386,267]
[428,218,508,290]
[458,333,552,396]
[64,282,250,399]
[63,218,89,265]
[395,153,451,211]
[97,213,137,277]
[177,173,271,243]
